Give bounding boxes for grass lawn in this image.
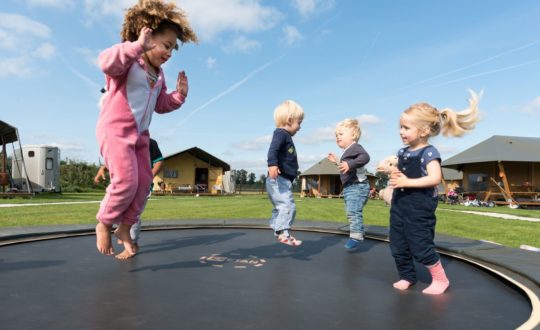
[1,192,539,248]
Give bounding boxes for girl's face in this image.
[145,29,177,69]
[399,113,428,148]
[335,127,356,149]
[284,118,302,136]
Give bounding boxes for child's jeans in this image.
[266,175,296,232]
[343,182,370,240]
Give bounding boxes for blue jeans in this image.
[266,175,296,232]
[343,182,370,239]
[130,191,151,244]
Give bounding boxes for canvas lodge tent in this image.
[442,135,540,206]
[299,157,376,198]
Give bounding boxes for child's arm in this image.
[94,166,107,184]
[389,160,442,189]
[154,72,187,113]
[339,147,370,174]
[327,153,337,163]
[98,27,153,78]
[267,132,284,179]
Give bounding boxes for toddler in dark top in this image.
[266,100,304,246]
[328,119,370,250]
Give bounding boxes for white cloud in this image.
[0,13,51,39]
[206,57,216,69]
[82,0,283,42]
[297,126,335,145]
[521,96,540,114]
[179,0,283,41]
[21,0,76,10]
[35,42,56,59]
[223,36,262,53]
[292,0,335,18]
[0,14,54,78]
[356,114,383,125]
[282,25,303,46]
[0,57,33,78]
[435,144,459,155]
[234,135,272,151]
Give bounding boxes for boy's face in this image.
[335,127,356,149]
[284,118,302,136]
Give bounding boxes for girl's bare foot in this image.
[114,224,136,260]
[95,222,114,256]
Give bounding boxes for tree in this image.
[60,159,105,192]
[235,169,248,185]
[247,172,256,184]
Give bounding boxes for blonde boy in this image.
[328,119,370,250]
[266,100,304,246]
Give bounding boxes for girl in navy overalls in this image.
[388,91,481,295]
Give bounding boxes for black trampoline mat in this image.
[0,228,531,329]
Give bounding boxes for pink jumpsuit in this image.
[96,41,185,225]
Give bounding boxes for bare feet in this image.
[95,222,114,256]
[114,224,136,260]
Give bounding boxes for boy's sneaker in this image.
[278,233,302,246]
[344,238,360,250]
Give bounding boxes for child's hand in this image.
[268,166,280,179]
[337,161,350,174]
[327,153,337,163]
[389,169,408,188]
[94,166,107,184]
[176,71,189,97]
[138,27,156,52]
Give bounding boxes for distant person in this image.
[388,90,481,294]
[94,138,164,257]
[266,100,304,246]
[95,0,197,258]
[327,119,370,250]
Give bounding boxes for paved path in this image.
[440,208,540,222]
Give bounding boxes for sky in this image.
[1,0,540,177]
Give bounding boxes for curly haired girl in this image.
[95,0,197,259]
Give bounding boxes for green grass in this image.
[1,192,539,248]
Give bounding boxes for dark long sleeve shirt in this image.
[267,128,298,181]
[339,143,370,185]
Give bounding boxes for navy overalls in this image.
[389,146,440,284]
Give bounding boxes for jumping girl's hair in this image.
[404,90,481,137]
[336,118,361,142]
[274,100,304,127]
[121,0,198,44]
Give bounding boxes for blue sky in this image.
[1,0,540,176]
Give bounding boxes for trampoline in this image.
[0,220,539,329]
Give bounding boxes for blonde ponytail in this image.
[439,90,481,137]
[404,90,481,138]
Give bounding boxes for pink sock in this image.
[422,260,450,295]
[393,279,412,291]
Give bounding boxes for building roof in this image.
[0,120,19,145]
[442,135,540,169]
[300,158,340,176]
[163,147,231,171]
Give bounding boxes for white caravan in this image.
[12,145,61,192]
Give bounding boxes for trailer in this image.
[12,145,61,193]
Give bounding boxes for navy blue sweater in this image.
[267,128,298,181]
